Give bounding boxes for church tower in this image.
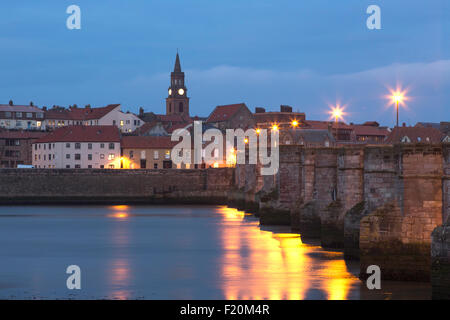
[166,53,189,117]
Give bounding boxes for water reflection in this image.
[218,206,358,300]
[107,205,132,299]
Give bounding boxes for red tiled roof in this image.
[121,136,179,149]
[206,103,247,123]
[352,125,390,137]
[45,104,120,121]
[0,130,47,139]
[34,125,120,143]
[385,126,444,144]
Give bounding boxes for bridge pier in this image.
[360,145,444,281]
[431,144,450,298]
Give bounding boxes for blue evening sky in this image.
[0,1,448,126]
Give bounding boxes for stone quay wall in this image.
[0,168,234,204]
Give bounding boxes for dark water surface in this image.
[0,205,430,300]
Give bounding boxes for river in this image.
[0,205,430,299]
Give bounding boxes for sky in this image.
[0,0,448,127]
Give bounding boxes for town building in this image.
[121,136,183,169]
[304,120,354,144]
[280,129,336,147]
[32,126,121,169]
[0,104,45,130]
[0,130,47,167]
[385,125,447,144]
[206,103,255,130]
[43,104,143,133]
[350,121,390,144]
[416,122,450,136]
[254,105,306,130]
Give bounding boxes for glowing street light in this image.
[291,120,299,128]
[272,124,279,131]
[388,88,408,127]
[328,105,345,123]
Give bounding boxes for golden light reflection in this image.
[108,205,130,219]
[218,206,358,300]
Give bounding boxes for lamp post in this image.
[392,93,404,127]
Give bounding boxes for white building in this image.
[43,104,143,133]
[0,104,45,130]
[32,125,121,169]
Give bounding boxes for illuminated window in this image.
[108,154,115,160]
[154,151,159,160]
[165,150,170,159]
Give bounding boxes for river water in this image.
[0,205,430,300]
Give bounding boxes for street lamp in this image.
[391,92,404,127]
[329,105,345,123]
[387,87,408,127]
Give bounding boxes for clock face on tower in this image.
[168,89,172,95]
[178,88,185,96]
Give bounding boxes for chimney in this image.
[402,122,406,127]
[255,107,265,113]
[280,105,292,113]
[139,107,144,117]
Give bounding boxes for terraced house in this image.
[0,103,45,130]
[32,126,121,169]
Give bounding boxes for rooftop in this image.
[34,125,120,143]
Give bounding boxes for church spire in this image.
[174,52,182,73]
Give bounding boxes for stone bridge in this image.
[230,143,450,299]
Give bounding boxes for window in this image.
[88,165,92,169]
[16,121,22,127]
[165,150,170,159]
[108,154,115,160]
[129,151,134,159]
[153,151,159,160]
[75,154,81,160]
[154,163,158,169]
[109,164,115,169]
[66,165,70,168]
[140,159,146,169]
[88,154,92,161]
[37,113,44,118]
[48,143,51,150]
[16,112,22,118]
[100,143,105,149]
[34,144,37,150]
[66,154,70,159]
[36,121,42,127]
[5,112,11,118]
[66,143,70,148]
[100,154,105,159]
[109,143,115,150]
[88,143,92,150]
[100,165,104,169]
[113,120,116,126]
[26,113,32,118]
[75,143,81,149]
[75,165,81,169]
